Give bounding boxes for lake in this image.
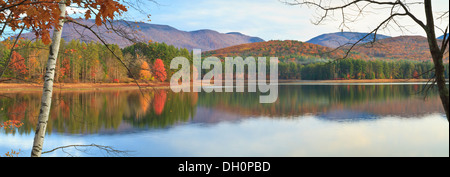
[0,83,448,157]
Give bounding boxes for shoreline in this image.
[0,83,171,92]
[0,79,444,91]
[278,79,444,83]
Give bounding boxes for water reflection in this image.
[0,84,445,135]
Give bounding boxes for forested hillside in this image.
[203,40,366,64]
[204,40,449,80]
[353,36,449,62]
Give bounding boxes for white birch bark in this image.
[31,0,66,157]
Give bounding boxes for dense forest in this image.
[279,59,450,80]
[0,39,190,83]
[1,39,448,83]
[1,39,128,83]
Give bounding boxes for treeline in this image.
[1,39,128,83]
[279,59,450,80]
[1,39,448,83]
[0,39,190,83]
[122,42,191,81]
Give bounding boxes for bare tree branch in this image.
[42,144,132,157]
[282,0,449,120]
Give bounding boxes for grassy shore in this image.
[0,82,171,92]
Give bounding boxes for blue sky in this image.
[124,0,449,41]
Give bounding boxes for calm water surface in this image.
[0,84,448,157]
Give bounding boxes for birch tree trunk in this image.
[31,0,66,157]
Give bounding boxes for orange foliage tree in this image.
[0,0,127,44]
[153,59,167,82]
[9,51,28,76]
[139,61,153,81]
[59,57,71,81]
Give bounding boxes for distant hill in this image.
[19,19,264,51]
[353,36,449,62]
[204,36,449,63]
[203,40,366,63]
[307,32,391,48]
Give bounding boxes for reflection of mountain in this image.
[317,110,378,122]
[191,107,245,124]
[196,85,444,121]
[0,84,444,135]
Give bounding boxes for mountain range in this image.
[306,32,391,48]
[19,19,264,51]
[18,19,448,62]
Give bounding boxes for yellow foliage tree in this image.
[139,61,153,81]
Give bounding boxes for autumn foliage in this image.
[0,0,128,45]
[139,61,153,81]
[354,36,450,62]
[203,40,364,61]
[9,51,28,76]
[59,57,71,81]
[153,59,167,82]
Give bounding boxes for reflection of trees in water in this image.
[0,85,443,135]
[153,90,167,115]
[0,90,198,135]
[198,85,443,118]
[126,91,198,129]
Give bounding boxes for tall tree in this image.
[27,0,128,157]
[282,0,449,120]
[31,0,67,157]
[1,0,153,156]
[153,58,167,82]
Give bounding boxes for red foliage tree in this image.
[413,70,420,79]
[59,57,70,81]
[9,51,28,76]
[153,59,167,82]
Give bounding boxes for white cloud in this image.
[66,6,88,15]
